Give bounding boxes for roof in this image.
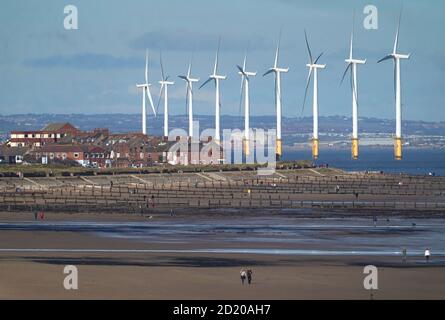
[41,123,77,132]
[34,144,84,153]
[0,146,30,156]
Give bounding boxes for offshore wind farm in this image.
[0,0,444,302]
[128,10,411,162]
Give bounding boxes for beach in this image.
[0,211,444,299]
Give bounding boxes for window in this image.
[74,153,79,159]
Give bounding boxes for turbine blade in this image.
[349,32,353,60]
[263,69,274,77]
[351,69,359,109]
[178,75,188,81]
[186,83,190,115]
[239,77,245,116]
[214,37,221,75]
[146,87,156,117]
[393,61,397,101]
[302,68,313,115]
[340,63,351,85]
[187,60,192,78]
[199,77,213,89]
[156,84,164,115]
[314,52,323,64]
[350,11,355,60]
[274,29,282,68]
[377,55,393,63]
[237,65,247,77]
[393,8,402,54]
[145,50,149,84]
[160,51,165,81]
[304,30,313,63]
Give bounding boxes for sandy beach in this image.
[0,211,444,299]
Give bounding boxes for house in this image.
[166,139,224,165]
[0,146,29,164]
[30,144,86,165]
[8,122,79,147]
[84,146,111,168]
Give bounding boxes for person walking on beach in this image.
[402,248,407,263]
[247,269,253,285]
[425,248,431,263]
[240,269,247,285]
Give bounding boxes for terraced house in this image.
[7,123,79,147]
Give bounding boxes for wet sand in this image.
[0,211,444,299]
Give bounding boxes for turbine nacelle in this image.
[268,67,289,74]
[306,63,326,69]
[211,74,227,80]
[345,58,366,65]
[393,53,410,60]
[159,80,174,85]
[238,70,257,77]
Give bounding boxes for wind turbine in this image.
[157,52,174,139]
[263,32,289,160]
[199,38,226,144]
[341,15,366,160]
[237,55,257,156]
[378,10,410,160]
[302,31,325,160]
[136,50,156,135]
[178,57,200,139]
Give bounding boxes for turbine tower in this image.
[200,38,226,144]
[136,50,156,135]
[264,32,289,160]
[341,16,366,160]
[178,58,199,139]
[378,10,410,160]
[302,31,325,160]
[157,52,174,139]
[237,55,257,156]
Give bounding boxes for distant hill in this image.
[1,114,444,146]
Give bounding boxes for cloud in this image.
[129,29,271,52]
[23,53,145,69]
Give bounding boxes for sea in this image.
[282,147,445,176]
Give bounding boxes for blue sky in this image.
[0,0,444,121]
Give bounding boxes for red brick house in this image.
[31,144,86,165]
[8,123,79,147]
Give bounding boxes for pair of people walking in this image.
[240,268,253,285]
[401,248,431,263]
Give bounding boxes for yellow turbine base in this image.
[312,138,319,160]
[276,139,282,157]
[243,139,250,156]
[352,138,359,160]
[394,137,402,160]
